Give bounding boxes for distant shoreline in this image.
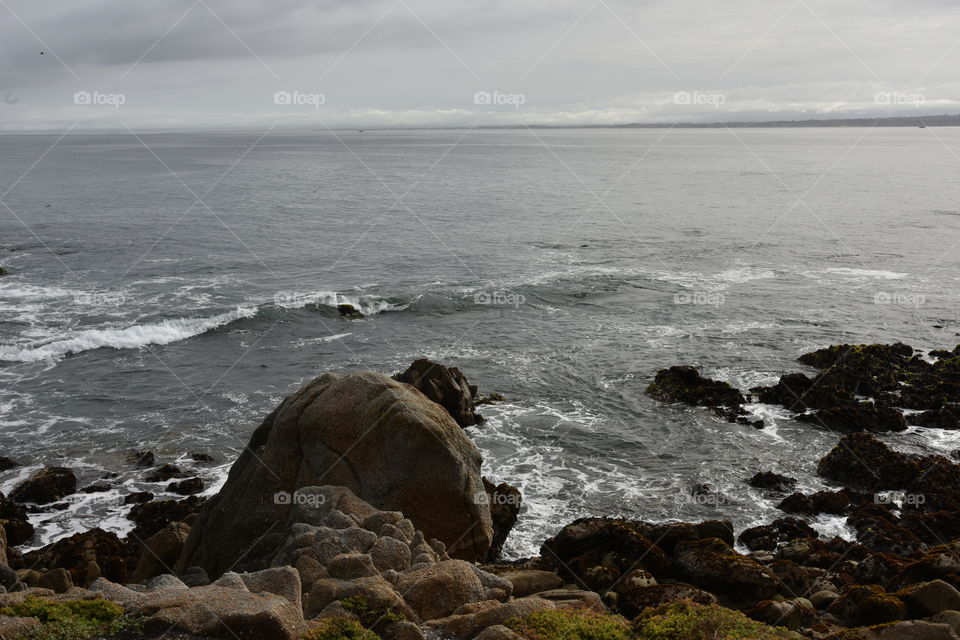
[2,113,960,135]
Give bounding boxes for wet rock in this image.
[0,457,19,471]
[190,452,215,463]
[127,451,155,467]
[483,478,521,562]
[738,517,819,552]
[124,491,154,505]
[128,496,201,541]
[749,471,797,493]
[817,433,919,491]
[796,404,907,433]
[10,467,76,504]
[646,365,745,408]
[337,303,364,319]
[393,358,481,427]
[752,371,856,412]
[168,477,204,496]
[145,464,185,482]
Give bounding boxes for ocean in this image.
[2,127,960,557]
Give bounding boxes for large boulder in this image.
[394,358,481,427]
[396,560,486,620]
[176,372,493,577]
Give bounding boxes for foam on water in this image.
[275,290,412,316]
[0,306,258,363]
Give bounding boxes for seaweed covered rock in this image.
[9,467,76,504]
[672,537,781,604]
[796,405,907,433]
[752,371,856,412]
[177,371,493,577]
[17,528,135,587]
[749,471,797,493]
[817,433,918,491]
[539,518,671,590]
[826,583,906,627]
[738,517,819,552]
[647,366,745,408]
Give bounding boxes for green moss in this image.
[506,607,632,640]
[303,617,380,640]
[0,596,139,640]
[0,266,7,276]
[632,601,792,640]
[339,595,405,628]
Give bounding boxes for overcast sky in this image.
[1,0,959,131]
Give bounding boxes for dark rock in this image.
[80,483,111,494]
[124,491,154,505]
[0,457,19,471]
[483,478,520,563]
[131,522,192,583]
[540,518,670,590]
[738,517,818,552]
[909,404,960,430]
[672,537,780,604]
[796,404,907,433]
[129,496,201,542]
[778,492,816,516]
[826,583,907,626]
[337,303,364,319]
[18,528,135,587]
[145,464,185,482]
[848,504,923,555]
[393,358,481,427]
[646,366,745,408]
[9,467,76,504]
[752,371,856,411]
[127,451,155,467]
[190,453,215,463]
[817,433,918,491]
[476,393,507,405]
[748,471,797,493]
[168,478,203,496]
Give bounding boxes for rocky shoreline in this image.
[2,348,960,639]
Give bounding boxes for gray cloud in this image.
[1,0,959,130]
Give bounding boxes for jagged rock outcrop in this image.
[394,358,481,427]
[176,371,493,577]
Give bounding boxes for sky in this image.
[1,0,959,131]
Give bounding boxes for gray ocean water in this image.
[2,127,960,556]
